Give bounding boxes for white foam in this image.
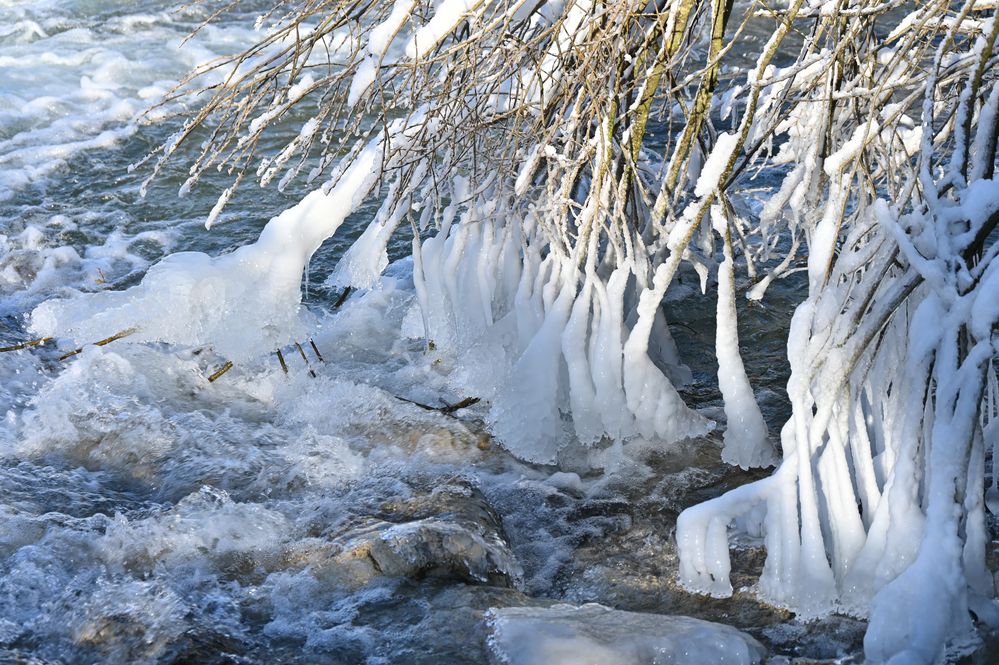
[0,2,261,200]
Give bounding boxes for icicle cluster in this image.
[676,3,999,662]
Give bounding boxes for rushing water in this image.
[0,2,947,663]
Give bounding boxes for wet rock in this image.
[349,581,553,664]
[760,616,867,663]
[68,578,189,664]
[310,476,522,588]
[486,603,766,665]
[0,647,53,665]
[552,438,787,629]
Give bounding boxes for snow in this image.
[369,0,416,55]
[405,0,480,60]
[348,57,378,106]
[694,132,739,198]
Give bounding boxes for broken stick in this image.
[294,342,317,378]
[394,394,480,416]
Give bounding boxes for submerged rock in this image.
[486,603,766,665]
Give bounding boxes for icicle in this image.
[561,271,602,444]
[711,206,774,469]
[488,263,575,463]
[623,263,712,441]
[590,264,636,440]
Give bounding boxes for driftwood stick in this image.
[208,360,234,382]
[0,337,52,353]
[276,349,289,374]
[59,327,139,361]
[309,338,325,363]
[295,342,317,378]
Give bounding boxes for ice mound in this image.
[487,604,765,665]
[29,245,311,362]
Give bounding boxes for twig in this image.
[440,396,481,413]
[208,360,234,382]
[333,286,353,309]
[59,327,139,361]
[309,338,325,362]
[394,393,480,416]
[0,337,52,353]
[295,341,317,378]
[276,348,289,374]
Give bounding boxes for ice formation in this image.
[677,7,999,661]
[711,207,774,469]
[31,138,383,361]
[487,604,765,665]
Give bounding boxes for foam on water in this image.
[0,1,268,201]
[0,272,568,662]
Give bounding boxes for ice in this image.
[711,207,774,469]
[5,1,999,662]
[623,264,713,442]
[487,266,575,464]
[487,604,765,665]
[30,136,384,362]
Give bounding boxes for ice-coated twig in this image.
[294,342,317,378]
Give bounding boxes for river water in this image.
[2,2,980,664]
